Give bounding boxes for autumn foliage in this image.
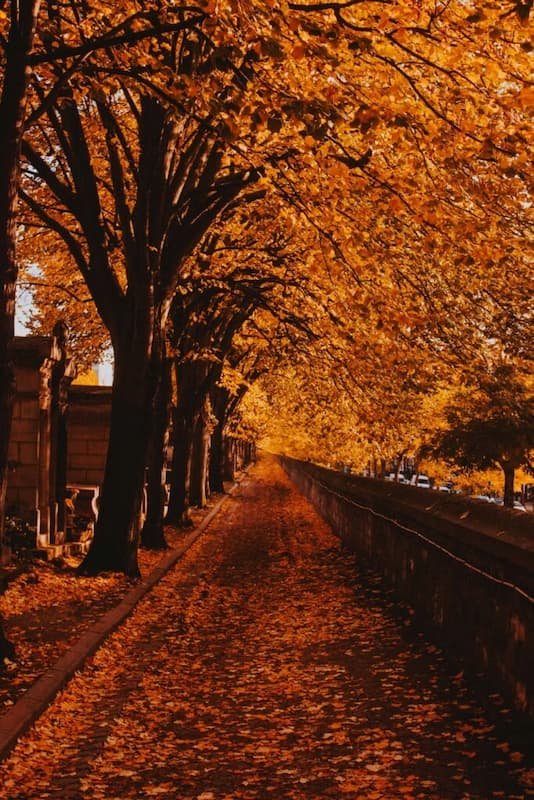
[0,0,532,571]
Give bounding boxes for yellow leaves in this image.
[144,785,176,796]
[302,134,315,151]
[365,762,382,772]
[328,158,351,182]
[388,195,404,214]
[376,13,391,32]
[287,16,300,33]
[484,59,502,84]
[516,84,534,109]
[392,27,409,45]
[200,0,217,13]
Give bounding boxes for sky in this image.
[16,288,113,385]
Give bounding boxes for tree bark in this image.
[0,0,41,552]
[0,618,15,665]
[209,420,225,494]
[79,324,161,576]
[165,406,196,526]
[223,437,236,482]
[165,358,214,523]
[502,462,515,508]
[189,402,211,508]
[164,356,200,525]
[140,359,172,550]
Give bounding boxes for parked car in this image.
[412,475,431,489]
[386,472,409,484]
[475,497,525,511]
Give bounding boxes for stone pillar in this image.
[6,327,75,550]
[37,363,53,548]
[54,374,70,541]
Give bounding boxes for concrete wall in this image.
[282,457,534,717]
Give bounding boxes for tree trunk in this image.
[223,437,236,482]
[393,451,405,481]
[189,407,210,508]
[209,421,225,493]
[502,462,515,508]
[79,338,158,577]
[140,359,171,550]
[0,0,40,553]
[209,386,229,494]
[165,359,212,524]
[165,407,196,526]
[0,618,15,665]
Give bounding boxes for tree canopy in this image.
[1,0,532,571]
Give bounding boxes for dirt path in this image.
[0,457,531,799]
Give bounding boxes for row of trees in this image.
[243,356,533,505]
[1,0,532,594]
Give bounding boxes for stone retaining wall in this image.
[282,456,534,717]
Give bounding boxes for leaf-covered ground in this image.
[0,526,194,710]
[0,458,532,799]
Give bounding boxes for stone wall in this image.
[6,331,74,548]
[7,374,40,520]
[67,386,111,487]
[5,334,254,558]
[282,456,534,717]
[5,336,111,554]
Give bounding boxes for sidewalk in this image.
[0,489,236,713]
[0,456,532,799]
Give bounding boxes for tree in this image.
[21,15,267,574]
[0,0,40,552]
[12,0,533,573]
[164,212,309,525]
[0,0,41,667]
[0,0,210,559]
[425,366,533,507]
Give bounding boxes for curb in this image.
[0,474,247,762]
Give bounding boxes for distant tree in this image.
[426,366,533,507]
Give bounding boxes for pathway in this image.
[0,457,531,799]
